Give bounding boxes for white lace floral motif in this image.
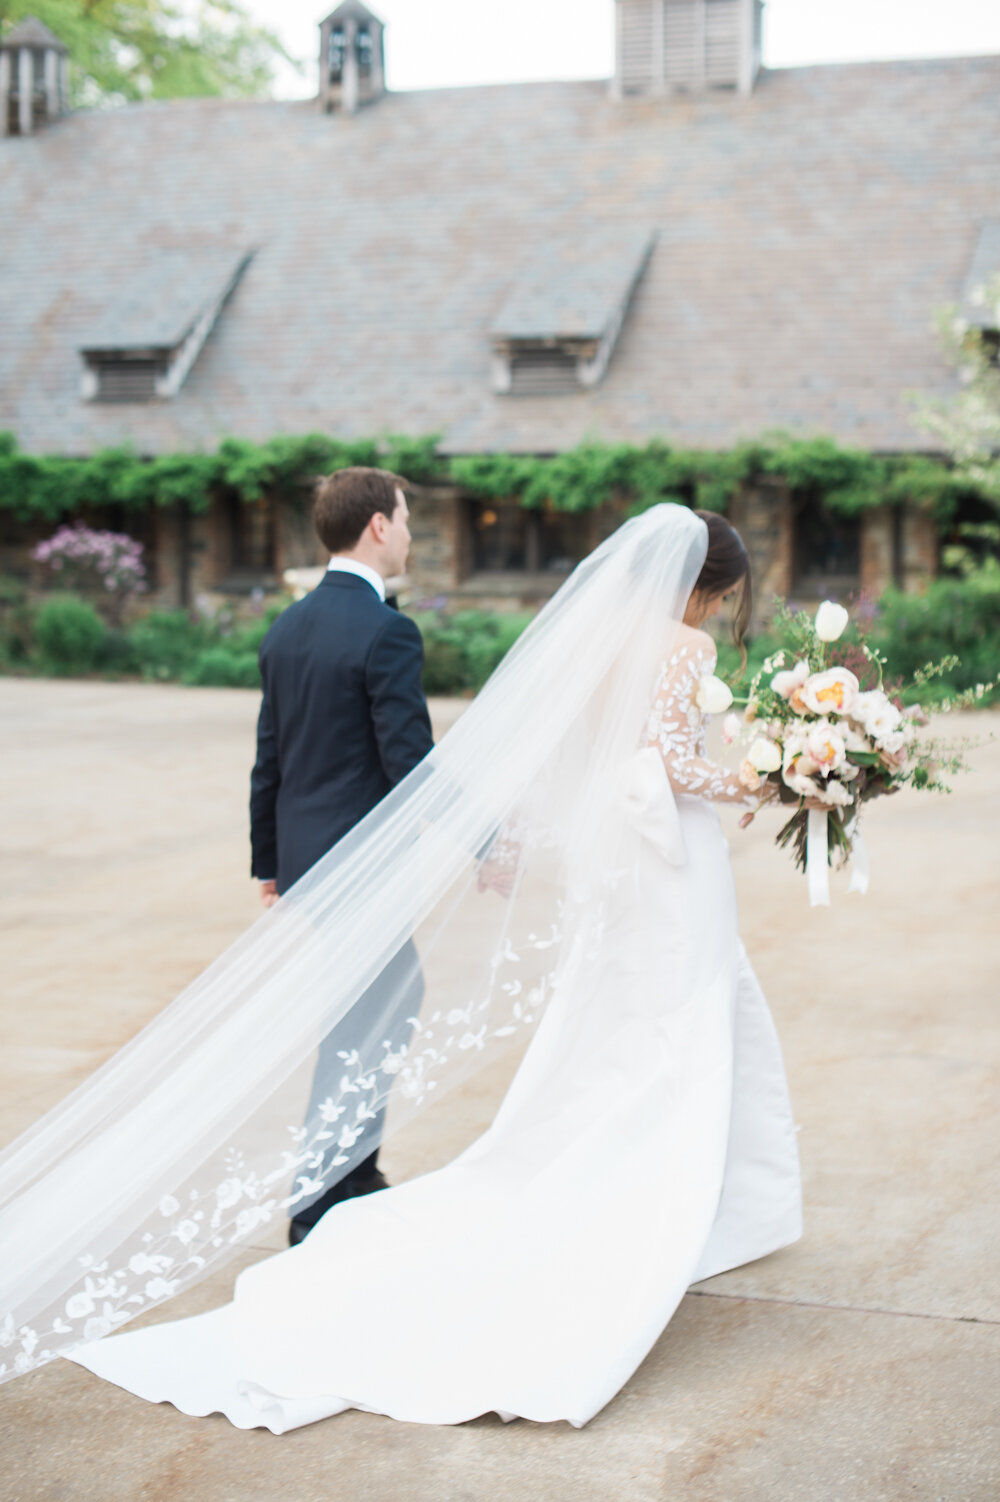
[645,641,757,807]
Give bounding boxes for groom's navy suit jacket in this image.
[250,572,434,894]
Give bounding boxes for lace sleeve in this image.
[645,643,758,807]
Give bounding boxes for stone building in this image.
[1,2,996,615]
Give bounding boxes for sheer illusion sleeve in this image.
[645,642,758,807]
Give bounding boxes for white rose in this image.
[815,601,850,642]
[879,729,908,757]
[695,674,733,714]
[782,760,820,799]
[853,690,902,742]
[800,667,860,718]
[747,736,782,773]
[721,712,742,745]
[811,778,854,808]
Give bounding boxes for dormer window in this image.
[78,248,252,404]
[491,228,656,397]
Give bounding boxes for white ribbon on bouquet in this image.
[806,809,870,908]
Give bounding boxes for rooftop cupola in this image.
[0,16,69,138]
[613,0,762,99]
[319,2,385,116]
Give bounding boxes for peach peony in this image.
[801,666,860,717]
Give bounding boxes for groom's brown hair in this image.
[313,467,407,553]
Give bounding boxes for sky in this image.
[254,0,1000,100]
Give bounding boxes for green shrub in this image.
[871,565,1000,703]
[127,611,213,681]
[182,648,261,688]
[412,609,534,695]
[34,594,107,674]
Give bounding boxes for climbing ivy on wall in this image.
[0,430,989,529]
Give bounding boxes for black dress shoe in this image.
[288,1169,390,1246]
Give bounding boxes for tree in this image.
[0,0,295,104]
[917,272,1000,505]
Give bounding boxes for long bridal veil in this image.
[0,503,708,1383]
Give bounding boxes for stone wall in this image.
[0,484,947,620]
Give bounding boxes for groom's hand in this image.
[476,859,517,899]
[259,879,279,908]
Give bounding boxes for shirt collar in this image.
[325,557,386,602]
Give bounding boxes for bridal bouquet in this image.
[723,600,992,905]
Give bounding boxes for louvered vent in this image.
[620,0,656,93]
[615,0,760,96]
[705,0,741,84]
[94,360,162,403]
[509,348,579,396]
[664,0,700,86]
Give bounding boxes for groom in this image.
[250,466,435,1243]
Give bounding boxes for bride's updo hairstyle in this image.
[693,510,752,670]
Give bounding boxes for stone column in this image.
[0,51,11,139]
[18,48,33,136]
[44,47,59,120]
[901,505,939,594]
[728,480,793,629]
[860,508,895,598]
[342,19,359,115]
[370,24,385,99]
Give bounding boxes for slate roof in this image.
[491,226,655,342]
[79,247,252,352]
[1,17,68,51]
[1,55,999,457]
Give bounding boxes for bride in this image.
[0,503,801,1431]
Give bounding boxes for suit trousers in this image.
[292,939,425,1227]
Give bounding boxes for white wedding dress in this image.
[68,628,802,1431]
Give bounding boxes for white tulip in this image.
[695,674,733,714]
[748,736,782,773]
[815,601,850,642]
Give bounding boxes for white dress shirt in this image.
[326,557,387,602]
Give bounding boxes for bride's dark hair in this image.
[693,510,752,671]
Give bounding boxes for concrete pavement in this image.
[0,678,997,1501]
